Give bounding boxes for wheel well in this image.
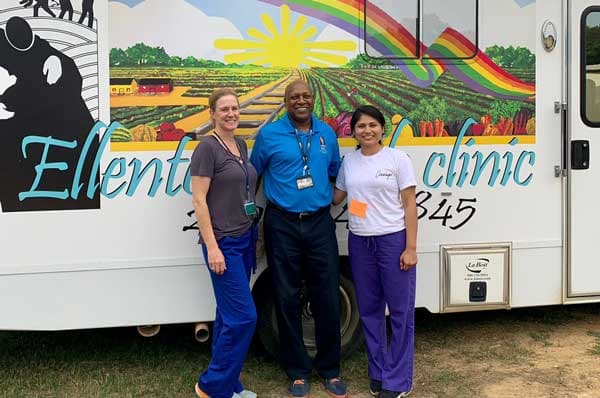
[250,254,363,359]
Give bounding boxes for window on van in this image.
[363,0,419,59]
[422,0,478,59]
[583,10,600,125]
[361,0,478,60]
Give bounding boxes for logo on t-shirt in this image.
[319,136,327,154]
[375,169,394,180]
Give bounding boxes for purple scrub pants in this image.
[348,229,416,393]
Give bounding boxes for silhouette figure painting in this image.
[56,0,74,21]
[0,16,100,212]
[19,0,56,17]
[78,0,93,28]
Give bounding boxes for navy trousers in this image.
[348,229,416,393]
[264,205,341,380]
[199,226,258,398]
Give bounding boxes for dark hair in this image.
[350,105,385,131]
[351,105,385,148]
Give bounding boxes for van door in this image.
[569,0,600,297]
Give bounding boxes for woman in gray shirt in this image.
[191,88,258,398]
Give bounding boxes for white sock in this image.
[235,390,257,398]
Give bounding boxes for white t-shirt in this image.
[336,147,417,236]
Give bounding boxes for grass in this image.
[0,326,205,397]
[529,331,552,347]
[0,326,371,398]
[426,370,475,398]
[1,304,599,397]
[587,331,600,355]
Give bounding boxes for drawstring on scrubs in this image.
[366,236,377,253]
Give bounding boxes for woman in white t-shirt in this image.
[333,105,418,398]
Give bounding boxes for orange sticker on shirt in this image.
[348,199,368,218]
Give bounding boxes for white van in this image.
[0,0,597,357]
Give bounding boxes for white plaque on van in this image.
[441,243,511,313]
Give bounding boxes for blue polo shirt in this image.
[251,113,341,212]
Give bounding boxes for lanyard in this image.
[295,128,313,176]
[213,133,251,199]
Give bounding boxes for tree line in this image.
[109,43,245,68]
[110,42,536,69]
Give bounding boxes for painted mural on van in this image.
[107,0,536,149]
[0,0,537,215]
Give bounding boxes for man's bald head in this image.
[284,79,312,101]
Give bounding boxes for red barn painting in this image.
[137,78,173,94]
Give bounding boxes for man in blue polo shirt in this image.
[251,80,346,398]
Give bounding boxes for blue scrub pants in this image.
[348,229,416,393]
[199,226,258,398]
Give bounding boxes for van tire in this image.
[256,272,363,360]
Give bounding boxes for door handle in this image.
[571,140,590,170]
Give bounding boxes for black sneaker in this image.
[379,388,413,398]
[369,379,382,396]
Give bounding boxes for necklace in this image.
[213,131,243,163]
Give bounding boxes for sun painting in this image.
[214,5,356,67]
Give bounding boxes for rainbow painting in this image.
[258,0,535,100]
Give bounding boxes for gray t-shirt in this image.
[191,135,257,242]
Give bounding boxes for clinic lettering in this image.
[18,122,192,201]
[422,130,536,188]
[16,121,510,232]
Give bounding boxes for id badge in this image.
[244,201,257,216]
[296,175,314,190]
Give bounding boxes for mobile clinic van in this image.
[0,0,596,357]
